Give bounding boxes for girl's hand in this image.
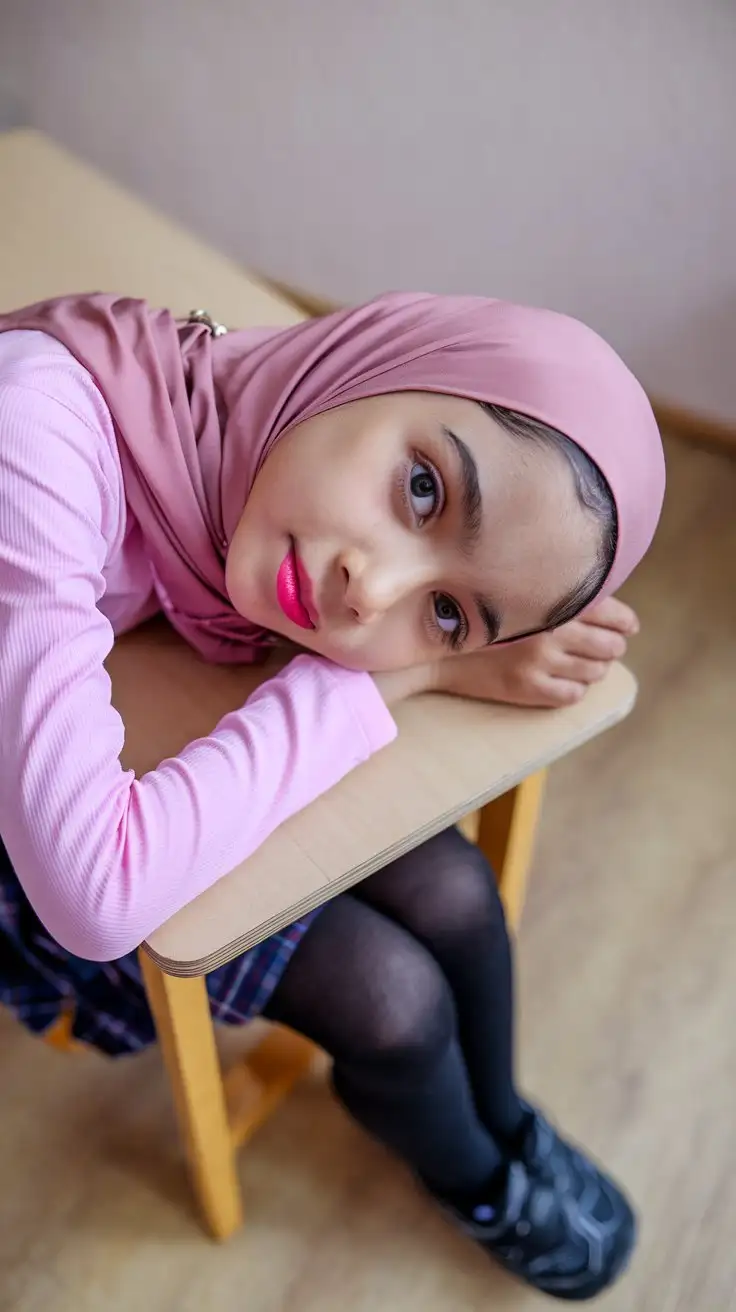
[436,596,639,709]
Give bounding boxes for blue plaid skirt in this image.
[0,839,318,1057]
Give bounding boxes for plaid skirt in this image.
[0,839,318,1057]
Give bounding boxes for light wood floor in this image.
[1,434,734,1312]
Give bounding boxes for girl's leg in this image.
[350,830,636,1300]
[265,842,636,1300]
[264,891,506,1197]
[354,826,525,1144]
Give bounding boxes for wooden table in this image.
[1,129,638,1240]
[100,620,636,975]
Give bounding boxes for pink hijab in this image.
[0,292,664,663]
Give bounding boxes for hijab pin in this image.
[188,309,228,338]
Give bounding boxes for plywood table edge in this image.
[142,669,637,977]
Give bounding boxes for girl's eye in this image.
[409,461,440,521]
[434,593,464,640]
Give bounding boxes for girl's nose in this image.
[340,548,423,624]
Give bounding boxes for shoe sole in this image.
[540,1208,637,1302]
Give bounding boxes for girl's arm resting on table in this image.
[0,377,396,962]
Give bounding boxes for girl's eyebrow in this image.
[440,425,483,550]
[440,425,500,644]
[474,595,501,645]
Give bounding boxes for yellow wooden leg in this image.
[43,1008,81,1053]
[138,951,243,1240]
[223,1027,318,1149]
[458,811,480,844]
[476,769,547,931]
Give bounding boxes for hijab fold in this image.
[0,292,664,663]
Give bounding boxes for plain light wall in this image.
[2,0,735,419]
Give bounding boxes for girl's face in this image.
[226,392,601,672]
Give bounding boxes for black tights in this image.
[265,827,525,1196]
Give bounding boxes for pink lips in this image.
[276,542,317,630]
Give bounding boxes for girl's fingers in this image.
[531,674,587,708]
[582,596,639,635]
[557,621,628,662]
[551,653,610,685]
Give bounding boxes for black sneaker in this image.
[438,1117,636,1300]
[517,1103,616,1209]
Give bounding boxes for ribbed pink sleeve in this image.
[0,351,396,962]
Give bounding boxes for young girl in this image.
[0,292,664,1301]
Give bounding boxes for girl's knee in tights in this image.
[357,826,509,952]
[265,891,457,1080]
[339,933,456,1083]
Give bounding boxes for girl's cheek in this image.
[370,630,426,672]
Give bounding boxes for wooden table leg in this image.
[138,951,243,1240]
[477,769,547,930]
[43,1008,80,1053]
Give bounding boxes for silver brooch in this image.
[187,309,228,338]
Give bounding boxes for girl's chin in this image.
[298,634,371,672]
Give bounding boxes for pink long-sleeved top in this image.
[0,330,396,962]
